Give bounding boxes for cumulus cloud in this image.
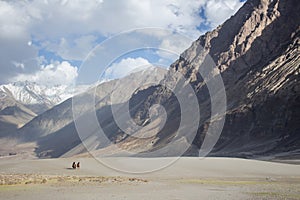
[2,0,206,57]
[0,1,29,39]
[26,0,205,39]
[12,61,78,86]
[103,57,152,80]
[0,1,40,83]
[0,36,40,83]
[44,35,98,61]
[0,0,245,84]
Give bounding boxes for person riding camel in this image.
[72,162,77,169]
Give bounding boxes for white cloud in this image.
[29,0,207,61]
[12,61,78,86]
[0,0,245,84]
[27,0,205,39]
[103,57,152,80]
[205,0,245,28]
[12,61,25,69]
[159,37,191,55]
[0,1,29,39]
[0,1,40,83]
[157,33,193,65]
[45,35,98,61]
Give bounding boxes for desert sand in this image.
[0,157,300,200]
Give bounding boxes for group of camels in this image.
[72,162,80,169]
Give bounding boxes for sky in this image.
[0,0,246,87]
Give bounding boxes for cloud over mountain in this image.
[12,61,78,87]
[0,0,245,85]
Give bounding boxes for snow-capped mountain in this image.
[0,81,88,114]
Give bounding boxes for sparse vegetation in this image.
[0,174,148,187]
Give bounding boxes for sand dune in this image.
[0,157,299,200]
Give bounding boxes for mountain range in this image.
[0,81,88,114]
[0,0,299,159]
[0,90,36,137]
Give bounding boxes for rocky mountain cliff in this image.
[87,0,299,158]
[188,0,299,157]
[130,0,300,158]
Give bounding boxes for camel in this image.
[72,162,77,169]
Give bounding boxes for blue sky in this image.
[0,0,246,86]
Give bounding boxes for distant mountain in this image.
[0,90,36,137]
[13,67,167,158]
[0,81,88,114]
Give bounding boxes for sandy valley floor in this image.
[0,157,300,200]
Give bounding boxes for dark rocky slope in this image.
[73,0,300,159]
[126,0,300,158]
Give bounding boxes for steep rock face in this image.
[190,0,300,157]
[128,0,300,158]
[209,32,300,157]
[65,0,299,158]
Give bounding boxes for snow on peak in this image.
[0,81,89,106]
